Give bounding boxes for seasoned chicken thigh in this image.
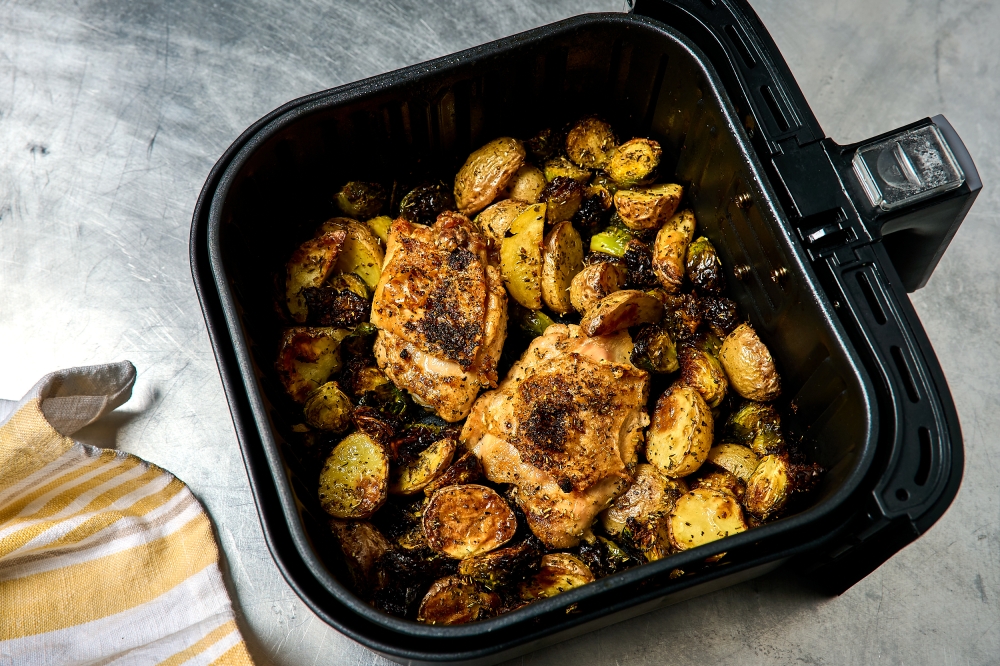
[371,212,507,422]
[460,324,650,548]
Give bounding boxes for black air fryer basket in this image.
[190,1,979,663]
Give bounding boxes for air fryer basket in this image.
[191,2,977,663]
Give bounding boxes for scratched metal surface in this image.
[0,0,997,663]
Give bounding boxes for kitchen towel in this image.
[0,362,253,665]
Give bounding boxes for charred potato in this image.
[458,539,544,590]
[668,488,747,551]
[454,137,526,215]
[541,176,585,224]
[475,198,530,249]
[607,138,661,187]
[543,155,592,184]
[399,181,456,225]
[631,323,679,373]
[417,576,500,625]
[706,443,760,483]
[329,520,393,596]
[389,438,456,496]
[679,344,728,409]
[423,450,483,497]
[719,323,782,401]
[566,117,617,169]
[614,183,683,231]
[579,289,664,337]
[744,454,791,520]
[504,164,547,203]
[686,236,725,294]
[423,485,517,558]
[519,553,595,601]
[647,384,714,478]
[285,230,346,323]
[499,203,546,309]
[541,220,585,314]
[336,181,387,219]
[303,381,353,432]
[653,209,696,292]
[277,327,349,402]
[318,432,389,519]
[317,217,385,290]
[570,261,626,314]
[601,464,686,535]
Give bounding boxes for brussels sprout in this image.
[454,137,526,215]
[389,418,454,461]
[613,183,683,231]
[423,485,517,559]
[302,273,371,328]
[357,381,411,419]
[719,323,782,401]
[570,261,626,314]
[374,548,458,618]
[706,443,760,483]
[423,450,483,497]
[399,181,457,225]
[417,575,500,625]
[589,225,633,258]
[286,230,346,323]
[526,126,566,162]
[318,432,389,519]
[686,236,725,294]
[659,292,702,342]
[701,295,742,338]
[518,553,595,601]
[607,138,661,187]
[620,513,673,562]
[623,238,660,289]
[390,438,456,496]
[565,117,617,169]
[726,401,785,456]
[744,454,791,520]
[504,164,547,203]
[457,538,544,590]
[541,176,585,224]
[576,536,640,578]
[678,344,728,409]
[329,520,394,597]
[631,323,679,373]
[336,181,388,219]
[303,381,353,432]
[543,155,592,185]
[351,405,398,447]
[366,215,393,245]
[590,172,621,197]
[601,464,685,536]
[511,303,556,337]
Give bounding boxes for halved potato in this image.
[607,138,661,187]
[303,381,353,432]
[566,117,617,169]
[518,553,595,601]
[329,520,393,595]
[719,323,782,401]
[276,327,350,402]
[601,464,687,535]
[318,432,389,519]
[706,443,760,483]
[652,209,696,292]
[579,289,663,337]
[691,469,746,501]
[365,215,393,245]
[454,137,526,215]
[614,184,683,231]
[647,384,714,478]
[475,199,531,248]
[389,438,457,496]
[543,155,592,184]
[317,217,385,289]
[505,164,547,203]
[286,230,346,323]
[744,454,791,520]
[570,261,626,314]
[668,488,747,551]
[458,539,543,590]
[417,575,500,625]
[500,203,546,309]
[541,221,584,314]
[679,345,728,409]
[423,484,517,558]
[422,450,483,497]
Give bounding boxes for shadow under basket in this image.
[191,4,976,664]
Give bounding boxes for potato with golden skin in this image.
[653,209,696,292]
[607,138,661,187]
[566,117,617,169]
[579,289,663,337]
[318,433,389,519]
[500,203,546,309]
[423,484,517,558]
[570,261,626,314]
[454,137,526,215]
[276,327,350,402]
[601,464,687,535]
[541,221,585,314]
[719,323,782,401]
[504,164,547,202]
[668,487,748,551]
[475,199,530,249]
[614,183,683,231]
[706,443,760,483]
[316,217,385,290]
[518,553,595,601]
[285,230,346,323]
[691,468,746,502]
[647,383,714,478]
[417,576,500,625]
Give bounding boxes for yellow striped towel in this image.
[0,362,253,665]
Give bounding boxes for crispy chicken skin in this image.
[460,324,650,548]
[371,212,507,422]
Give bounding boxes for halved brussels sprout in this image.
[423,484,517,558]
[726,401,785,456]
[614,183,683,231]
[623,238,660,289]
[706,443,760,483]
[541,176,585,224]
[589,225,633,258]
[632,323,678,373]
[653,209,696,292]
[577,536,639,578]
[350,405,398,447]
[511,303,556,337]
[647,383,714,478]
[454,137,526,215]
[719,323,782,401]
[526,126,565,162]
[276,327,350,402]
[541,220,584,314]
[302,273,371,328]
[601,464,686,535]
[458,539,544,590]
[679,344,728,409]
[365,215,393,245]
[318,432,389,519]
[399,181,457,225]
[286,230,346,323]
[686,236,725,294]
[317,217,385,290]
[518,553,595,601]
[303,381,353,432]
[658,291,702,342]
[579,289,663,337]
[543,155,591,185]
[566,117,617,169]
[607,138,661,187]
[329,519,393,596]
[667,488,748,551]
[336,181,387,219]
[570,261,626,314]
[744,454,790,520]
[500,202,546,309]
[504,164,547,203]
[422,450,483,497]
[417,575,500,625]
[621,513,673,562]
[701,295,742,338]
[389,438,456,496]
[474,198,530,249]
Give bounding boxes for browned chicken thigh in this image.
[371,212,507,422]
[460,324,650,548]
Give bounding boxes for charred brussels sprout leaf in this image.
[541,176,585,224]
[527,126,567,162]
[726,401,786,456]
[543,155,592,185]
[577,536,640,578]
[631,324,679,373]
[701,296,742,337]
[573,193,611,235]
[659,292,702,342]
[303,274,371,329]
[686,236,725,294]
[565,117,617,169]
[623,238,660,289]
[458,538,544,590]
[357,381,412,419]
[336,181,387,219]
[399,182,456,225]
[303,381,353,432]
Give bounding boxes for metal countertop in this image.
[1,1,997,663]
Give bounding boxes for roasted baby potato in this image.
[336,181,387,219]
[286,230,346,323]
[566,116,617,169]
[366,215,393,245]
[691,468,746,502]
[647,384,714,478]
[706,443,760,483]
[389,437,456,496]
[475,198,530,248]
[303,381,353,432]
[701,295,742,337]
[679,344,728,409]
[454,137,526,215]
[422,450,483,497]
[686,236,725,294]
[500,202,546,309]
[277,327,350,402]
[744,454,791,520]
[719,323,782,401]
[579,289,663,337]
[726,401,785,456]
[570,261,626,314]
[667,487,747,551]
[541,176,585,224]
[589,225,633,258]
[423,484,517,558]
[317,217,385,290]
[399,181,456,225]
[541,220,585,314]
[504,164,547,203]
[543,155,592,184]
[318,432,389,519]
[601,464,686,535]
[329,519,393,596]
[653,209,696,292]
[458,539,544,590]
[614,183,683,231]
[607,138,661,187]
[631,323,679,373]
[417,575,500,625]
[518,553,595,601]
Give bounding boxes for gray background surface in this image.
[1,0,997,663]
